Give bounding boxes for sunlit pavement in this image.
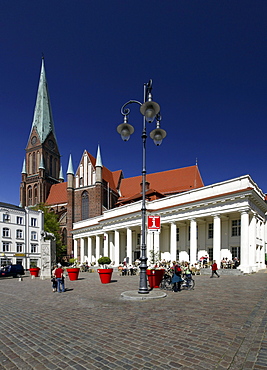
[0,270,267,369]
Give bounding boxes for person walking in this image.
[210,260,220,278]
[54,263,65,292]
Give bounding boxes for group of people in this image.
[51,263,65,293]
[220,257,240,269]
[170,261,192,292]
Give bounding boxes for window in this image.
[31,218,37,227]
[34,185,38,205]
[232,246,241,260]
[17,216,23,225]
[31,244,37,253]
[3,242,9,252]
[28,186,32,206]
[176,228,179,242]
[17,243,23,253]
[3,228,10,237]
[232,220,241,237]
[16,229,23,239]
[208,248,213,262]
[31,231,37,240]
[3,214,10,222]
[82,191,89,220]
[208,223,213,239]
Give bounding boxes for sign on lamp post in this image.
[147,215,161,231]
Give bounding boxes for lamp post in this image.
[117,80,166,294]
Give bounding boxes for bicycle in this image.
[160,272,195,291]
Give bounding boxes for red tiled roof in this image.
[46,182,67,205]
[119,165,204,201]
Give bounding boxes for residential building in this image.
[0,202,43,269]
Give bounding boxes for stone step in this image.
[199,268,243,275]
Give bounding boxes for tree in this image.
[32,203,67,258]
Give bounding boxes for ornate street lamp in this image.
[117,80,166,294]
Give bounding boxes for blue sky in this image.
[1,1,267,205]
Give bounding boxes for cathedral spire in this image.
[29,58,57,144]
[96,144,103,168]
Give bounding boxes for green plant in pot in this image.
[98,256,111,268]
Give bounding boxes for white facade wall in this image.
[72,175,267,273]
[0,203,43,269]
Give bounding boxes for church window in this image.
[62,228,67,246]
[32,152,36,174]
[50,155,53,176]
[28,186,32,205]
[103,180,108,209]
[82,191,89,220]
[28,153,32,174]
[34,185,38,205]
[54,158,57,178]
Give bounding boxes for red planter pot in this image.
[29,267,40,277]
[67,268,80,281]
[146,269,165,288]
[97,268,113,284]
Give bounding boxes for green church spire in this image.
[29,58,57,144]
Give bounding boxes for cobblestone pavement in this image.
[0,270,267,370]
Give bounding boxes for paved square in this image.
[0,270,267,369]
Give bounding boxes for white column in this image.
[126,228,133,264]
[240,210,249,272]
[249,214,256,271]
[154,231,160,262]
[96,235,100,262]
[73,239,78,259]
[213,215,221,265]
[103,232,109,257]
[88,237,92,264]
[190,219,197,264]
[80,237,85,263]
[170,223,177,262]
[114,230,120,265]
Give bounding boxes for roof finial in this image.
[196,157,198,166]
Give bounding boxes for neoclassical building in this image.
[72,175,267,273]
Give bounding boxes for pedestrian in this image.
[210,260,220,278]
[51,265,57,292]
[171,262,183,292]
[54,263,65,292]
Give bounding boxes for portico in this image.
[72,175,267,273]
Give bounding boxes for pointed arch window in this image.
[28,186,32,206]
[28,153,32,174]
[32,152,36,174]
[82,191,89,220]
[34,184,38,205]
[50,155,53,176]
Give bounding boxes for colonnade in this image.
[73,210,266,273]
